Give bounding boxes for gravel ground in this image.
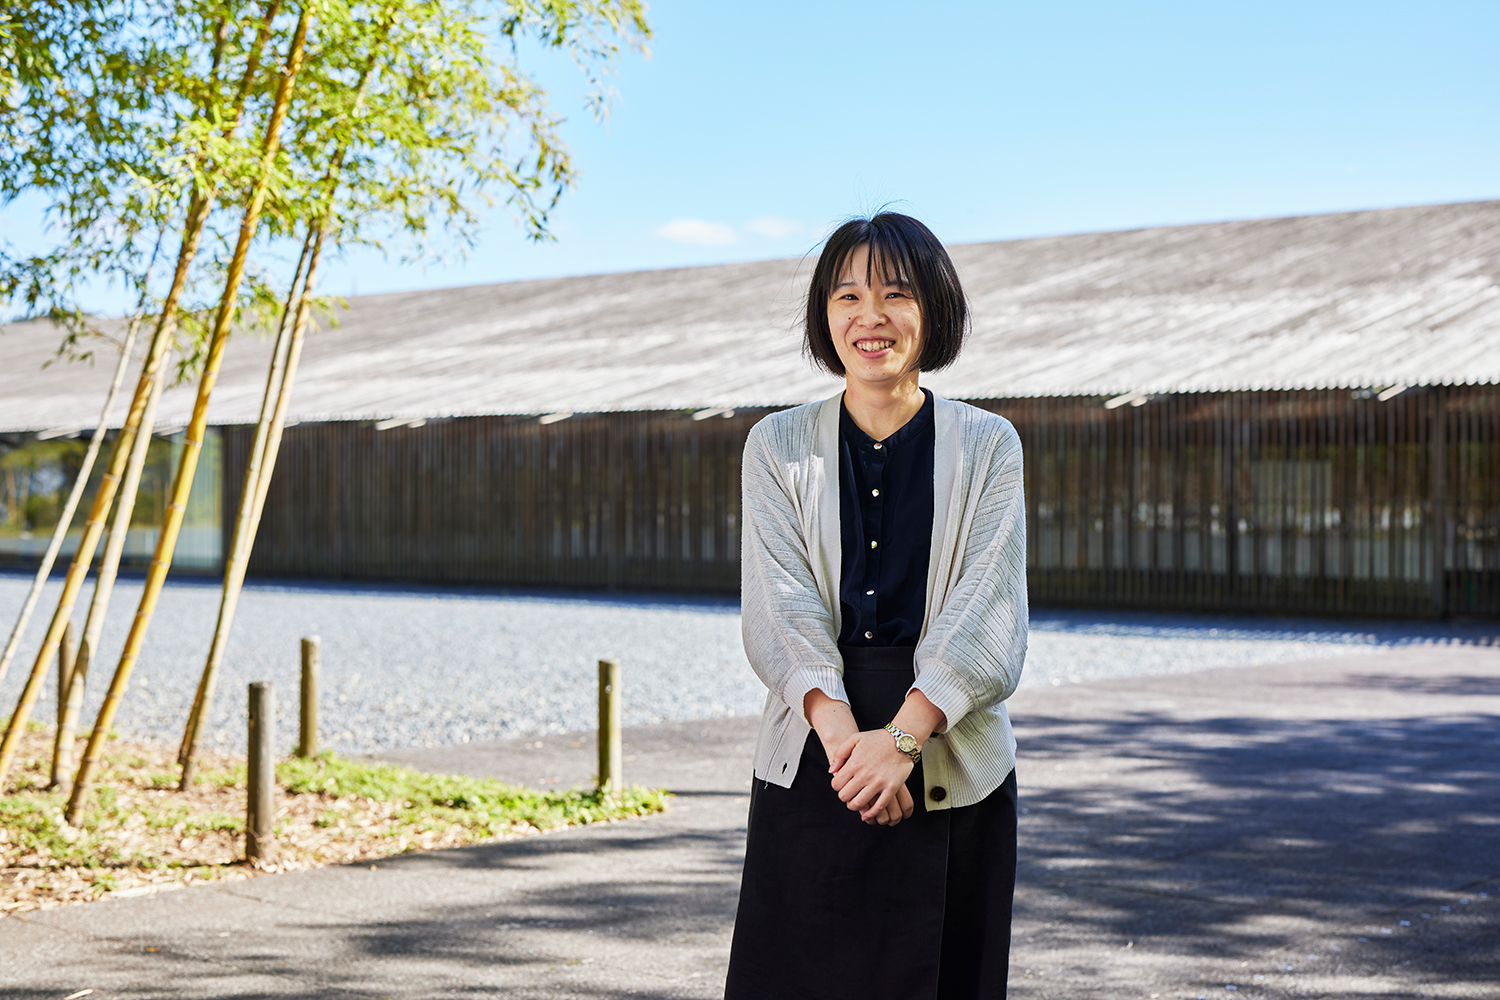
[2,571,1496,757]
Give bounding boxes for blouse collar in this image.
[839,388,934,450]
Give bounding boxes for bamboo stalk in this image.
[176,237,310,768]
[0,360,150,786]
[67,11,311,824]
[180,220,328,784]
[55,621,76,730]
[177,233,309,784]
[252,226,325,531]
[50,354,171,794]
[178,20,388,782]
[0,316,141,693]
[0,195,217,788]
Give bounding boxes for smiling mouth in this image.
[855,339,894,353]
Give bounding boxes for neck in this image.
[842,372,924,441]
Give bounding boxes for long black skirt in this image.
[725,645,1017,1000]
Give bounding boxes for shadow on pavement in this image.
[1013,707,1500,988]
[1335,671,1500,697]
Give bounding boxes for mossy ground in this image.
[1,720,669,914]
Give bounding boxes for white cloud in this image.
[655,218,738,246]
[746,216,804,240]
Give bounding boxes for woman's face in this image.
[826,244,923,389]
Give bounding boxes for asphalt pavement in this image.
[3,643,1498,999]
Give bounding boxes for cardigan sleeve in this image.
[740,422,848,723]
[911,421,1028,733]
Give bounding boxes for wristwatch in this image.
[883,723,921,763]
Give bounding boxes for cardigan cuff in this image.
[910,665,976,735]
[782,665,849,724]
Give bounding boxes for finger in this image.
[846,780,876,812]
[897,784,915,820]
[820,741,838,770]
[828,739,860,778]
[835,766,868,801]
[828,735,859,773]
[860,785,894,822]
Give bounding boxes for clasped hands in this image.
[805,688,945,828]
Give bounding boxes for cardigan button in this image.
[930,786,947,802]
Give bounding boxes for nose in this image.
[856,296,886,328]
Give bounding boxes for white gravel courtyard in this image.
[2,572,1494,756]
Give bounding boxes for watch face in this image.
[896,734,918,755]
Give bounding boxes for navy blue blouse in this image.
[836,390,936,647]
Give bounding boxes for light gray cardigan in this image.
[740,391,1029,810]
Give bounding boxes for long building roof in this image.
[2,199,1498,432]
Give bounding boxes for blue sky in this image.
[6,0,1498,309]
[331,0,1497,295]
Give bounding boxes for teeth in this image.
[858,340,894,351]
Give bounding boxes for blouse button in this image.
[872,443,882,450]
[866,589,875,596]
[864,631,873,639]
[871,489,880,497]
[930,786,947,802]
[869,540,878,549]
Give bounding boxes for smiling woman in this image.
[726,213,1029,999]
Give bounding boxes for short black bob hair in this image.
[804,212,969,376]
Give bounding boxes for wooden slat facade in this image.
[229,386,1500,619]
[993,386,1499,618]
[229,410,773,592]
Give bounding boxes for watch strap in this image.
[883,723,922,763]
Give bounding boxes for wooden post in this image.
[597,658,622,793]
[56,621,76,730]
[246,682,275,864]
[299,636,319,758]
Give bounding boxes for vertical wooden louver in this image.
[224,386,1500,618]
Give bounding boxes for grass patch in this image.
[1,726,669,915]
[278,752,664,836]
